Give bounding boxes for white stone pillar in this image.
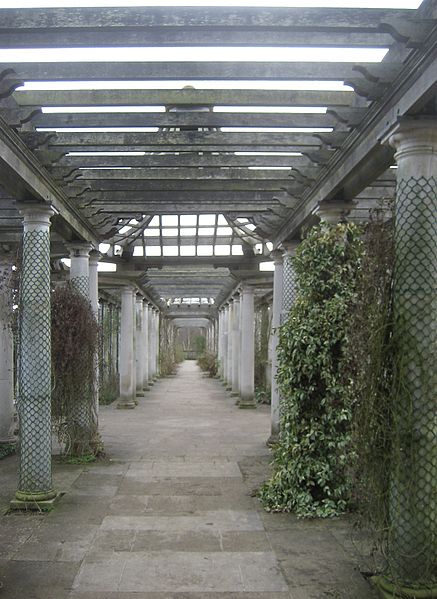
[117,286,136,409]
[67,242,92,297]
[226,301,234,389]
[135,295,144,397]
[154,310,160,378]
[88,250,100,414]
[148,307,155,383]
[142,301,149,389]
[0,254,15,443]
[269,251,284,443]
[231,295,241,397]
[222,306,229,382]
[217,310,223,376]
[16,203,56,503]
[239,285,256,409]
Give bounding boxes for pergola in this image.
[0,3,436,592]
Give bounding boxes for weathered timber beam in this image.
[14,89,352,107]
[70,180,298,192]
[109,255,264,268]
[72,167,295,180]
[4,61,376,81]
[0,114,98,244]
[1,29,393,49]
[55,154,311,168]
[273,29,437,245]
[0,6,413,29]
[32,112,334,128]
[36,131,324,147]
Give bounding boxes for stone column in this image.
[67,242,92,297]
[89,250,100,413]
[135,295,144,397]
[231,295,241,397]
[222,306,228,382]
[226,300,234,390]
[0,253,15,444]
[154,310,160,378]
[375,119,437,596]
[148,307,155,383]
[269,250,284,443]
[281,241,299,324]
[117,286,136,409]
[217,310,223,377]
[15,204,56,504]
[142,301,149,390]
[239,285,256,409]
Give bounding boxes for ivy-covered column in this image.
[135,295,144,397]
[142,301,149,390]
[231,294,241,397]
[15,204,56,505]
[239,285,256,409]
[269,250,284,444]
[89,250,100,414]
[374,119,437,598]
[117,286,136,409]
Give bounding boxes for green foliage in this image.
[0,443,16,460]
[51,284,100,457]
[193,334,206,356]
[159,317,178,376]
[197,351,218,377]
[255,304,271,392]
[260,223,364,518]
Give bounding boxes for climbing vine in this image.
[51,283,100,457]
[260,223,364,518]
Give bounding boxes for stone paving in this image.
[0,361,378,598]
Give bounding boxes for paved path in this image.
[0,361,377,598]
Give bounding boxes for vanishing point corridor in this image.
[0,361,375,598]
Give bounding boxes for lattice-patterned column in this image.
[89,250,100,414]
[142,301,149,390]
[374,119,437,597]
[15,204,56,503]
[231,295,241,397]
[239,285,256,409]
[281,241,299,324]
[135,295,144,397]
[269,250,284,443]
[0,252,16,444]
[117,286,136,409]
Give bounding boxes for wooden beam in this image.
[15,89,353,108]
[32,112,334,128]
[72,167,295,180]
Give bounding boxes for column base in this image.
[230,391,239,397]
[117,400,136,409]
[239,399,257,409]
[136,391,144,398]
[266,434,279,446]
[372,576,437,598]
[11,489,60,511]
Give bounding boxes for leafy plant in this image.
[197,351,218,377]
[259,223,364,518]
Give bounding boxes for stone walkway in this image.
[0,361,378,598]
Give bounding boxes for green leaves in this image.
[259,223,364,518]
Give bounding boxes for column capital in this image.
[382,117,437,150]
[240,283,254,294]
[316,201,353,224]
[281,240,299,256]
[89,249,101,266]
[19,203,55,228]
[270,249,283,264]
[66,242,93,258]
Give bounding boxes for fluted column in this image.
[239,285,256,409]
[222,305,229,382]
[142,301,149,389]
[15,203,56,503]
[269,250,284,443]
[231,295,241,397]
[135,295,144,397]
[226,300,234,389]
[117,286,136,409]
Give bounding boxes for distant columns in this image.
[269,250,284,443]
[117,286,136,409]
[231,295,241,397]
[0,253,15,444]
[239,285,256,409]
[16,203,56,502]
